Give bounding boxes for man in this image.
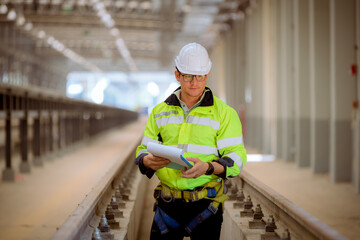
[135,42,246,240]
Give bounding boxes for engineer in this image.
[135,42,247,240]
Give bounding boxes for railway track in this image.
[51,138,145,240]
[222,171,347,240]
[51,147,347,240]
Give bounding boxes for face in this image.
[174,70,209,99]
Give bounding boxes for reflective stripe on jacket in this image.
[136,87,247,190]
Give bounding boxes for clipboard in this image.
[147,142,193,170]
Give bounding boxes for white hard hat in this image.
[175,42,212,75]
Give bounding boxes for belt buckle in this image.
[161,191,173,203]
[190,191,198,201]
[208,202,218,214]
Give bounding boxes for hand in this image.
[180,157,208,178]
[143,153,170,170]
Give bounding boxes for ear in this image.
[174,70,180,82]
[204,72,210,81]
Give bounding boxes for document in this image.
[147,142,193,170]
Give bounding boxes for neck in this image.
[180,91,203,109]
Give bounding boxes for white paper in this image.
[147,142,188,167]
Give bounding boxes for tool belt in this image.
[153,181,228,235]
[154,181,228,204]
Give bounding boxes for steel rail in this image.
[51,135,142,240]
[233,170,347,240]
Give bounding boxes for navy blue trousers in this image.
[150,198,223,240]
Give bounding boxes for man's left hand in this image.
[180,157,208,178]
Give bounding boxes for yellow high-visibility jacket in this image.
[135,87,247,190]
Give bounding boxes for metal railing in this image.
[0,83,138,181]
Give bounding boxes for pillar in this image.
[329,0,356,182]
[252,0,264,152]
[19,92,30,173]
[355,0,360,193]
[33,99,43,166]
[2,89,15,181]
[294,0,311,167]
[262,0,276,154]
[245,9,255,148]
[235,17,247,141]
[280,0,295,162]
[309,0,330,173]
[274,0,283,157]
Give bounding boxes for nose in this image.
[189,77,197,85]
[189,75,197,82]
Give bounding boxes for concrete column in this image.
[225,30,236,108]
[234,19,246,111]
[309,0,330,173]
[234,19,247,141]
[19,93,30,173]
[280,0,295,162]
[355,0,360,193]
[252,1,264,152]
[245,11,255,148]
[294,0,311,167]
[274,0,283,157]
[261,0,276,154]
[329,0,356,182]
[268,0,279,156]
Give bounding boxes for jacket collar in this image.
[164,86,214,107]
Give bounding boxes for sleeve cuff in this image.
[213,157,235,179]
[212,159,227,179]
[135,153,156,179]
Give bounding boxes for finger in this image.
[150,157,169,164]
[149,160,169,169]
[152,156,167,161]
[181,167,201,178]
[187,157,199,163]
[152,160,169,167]
[181,171,198,178]
[182,166,197,175]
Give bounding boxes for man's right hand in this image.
[143,153,170,170]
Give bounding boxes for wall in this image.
[210,0,360,193]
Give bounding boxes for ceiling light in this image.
[0,4,8,14]
[94,2,104,11]
[7,9,16,20]
[110,28,119,37]
[24,22,33,31]
[16,15,25,26]
[37,30,46,39]
[47,36,55,44]
[91,0,137,72]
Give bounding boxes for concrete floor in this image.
[0,119,146,240]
